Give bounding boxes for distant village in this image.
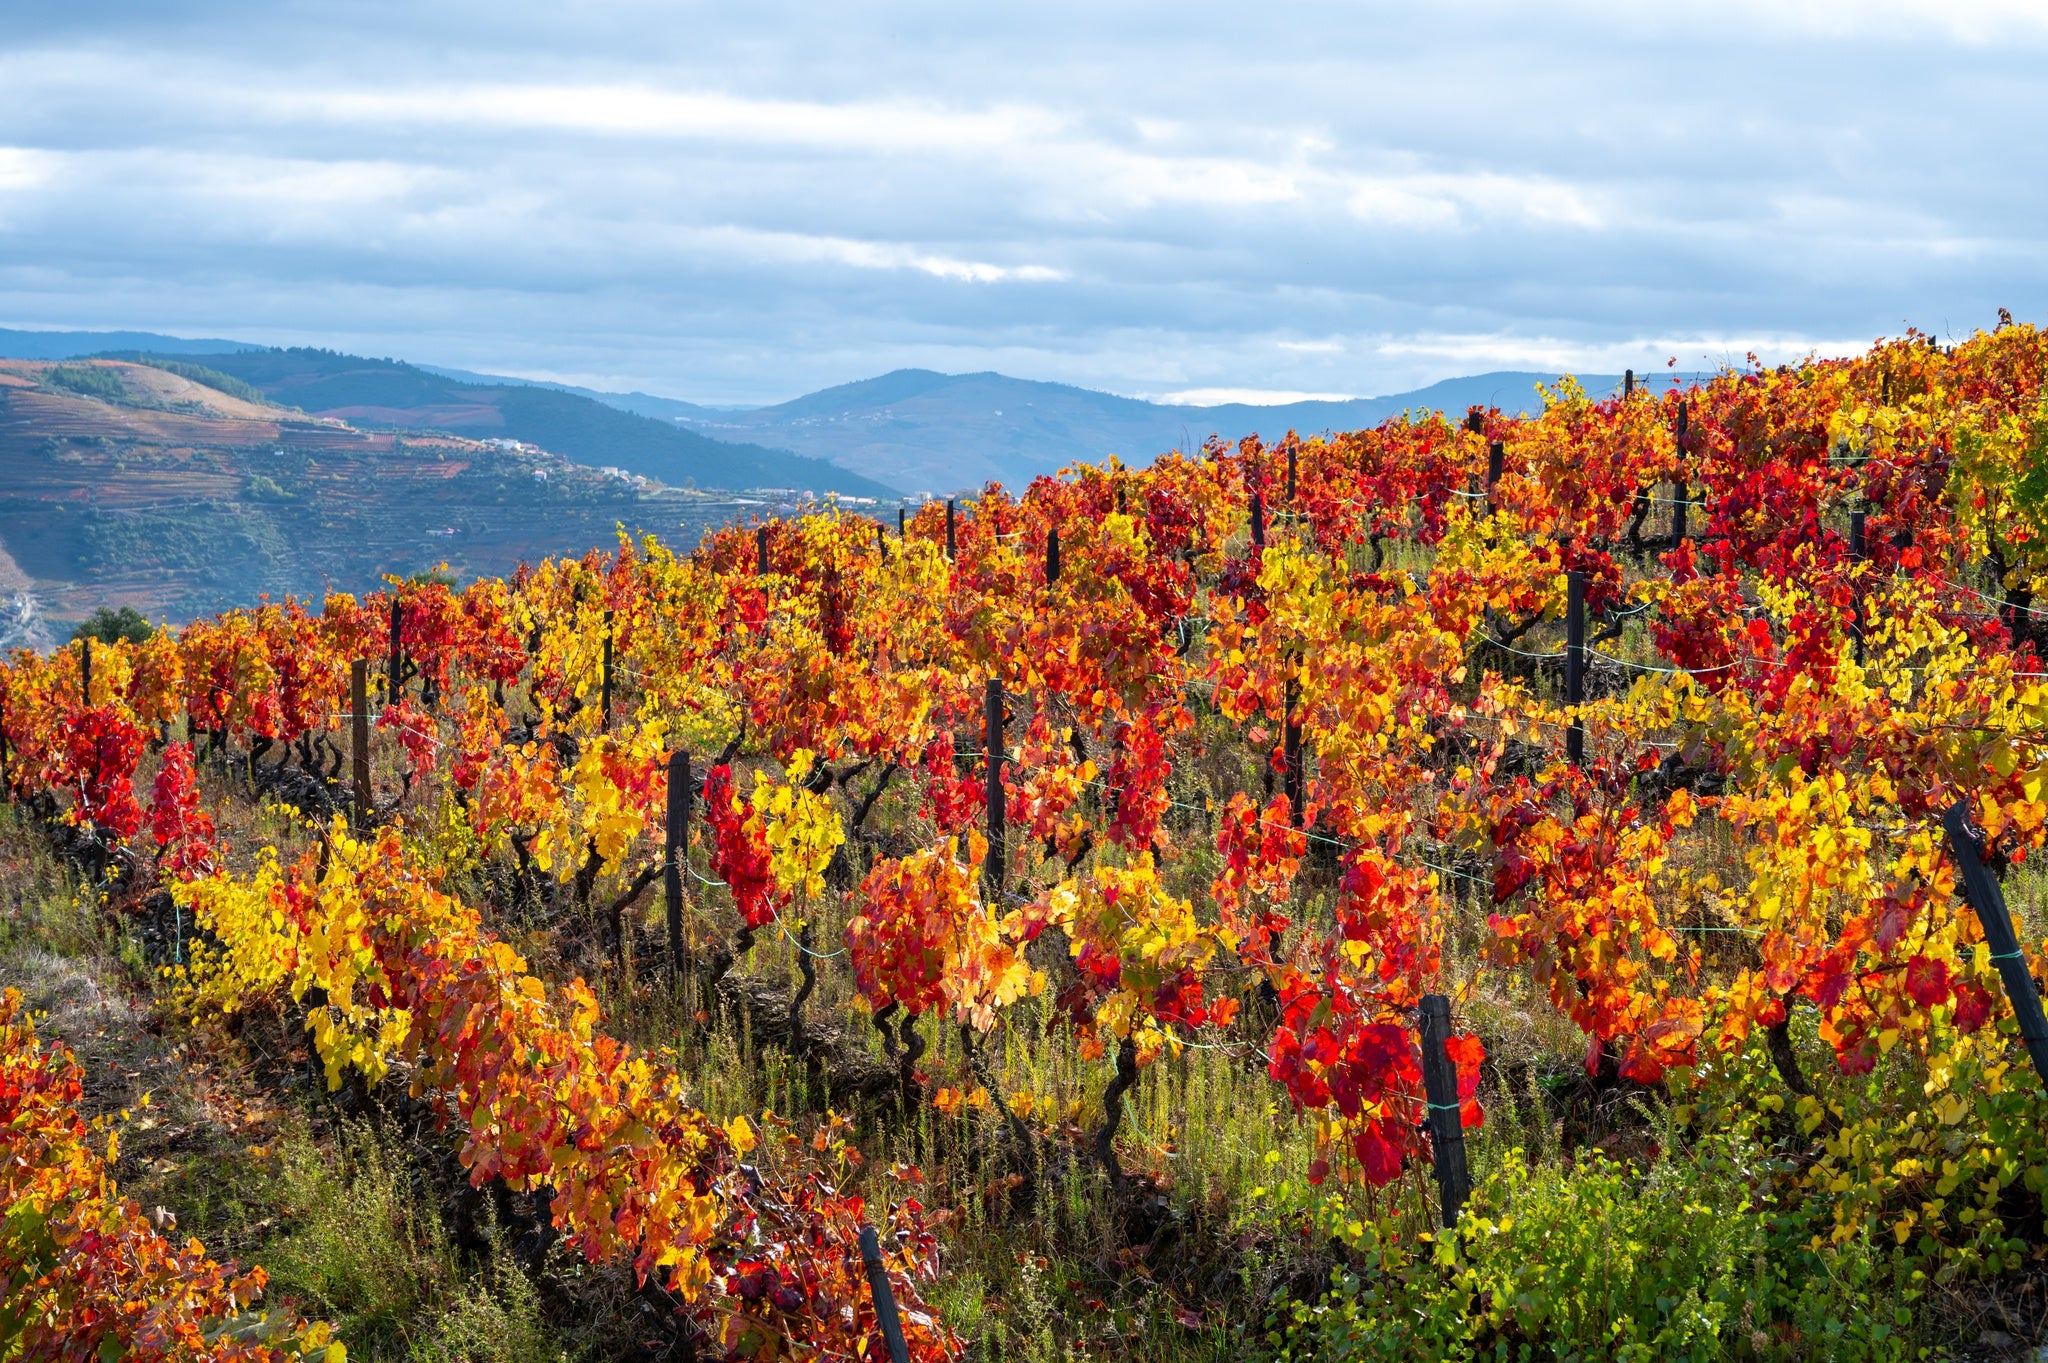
[478,435,922,509]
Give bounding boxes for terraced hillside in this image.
[0,358,785,627]
[149,346,899,499]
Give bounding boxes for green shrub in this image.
[71,605,155,646]
[268,1122,453,1346]
[43,364,129,403]
[243,473,293,502]
[264,1121,572,1361]
[1268,1136,1915,1363]
[135,357,268,405]
[409,1259,563,1363]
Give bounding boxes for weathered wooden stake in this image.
[1465,408,1484,435]
[1849,511,1867,663]
[1565,570,1586,767]
[1250,491,1265,550]
[600,607,615,729]
[350,659,371,830]
[1485,440,1505,516]
[946,500,958,560]
[1046,526,1061,585]
[1418,994,1473,1227]
[1283,670,1303,828]
[1672,402,1690,546]
[756,525,770,577]
[1624,367,1635,398]
[898,506,906,538]
[386,597,404,701]
[1943,803,2048,1082]
[1285,444,1297,503]
[983,678,1005,902]
[665,750,691,983]
[859,1225,912,1363]
[78,637,91,705]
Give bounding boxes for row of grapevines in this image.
[2,324,2044,1223]
[0,988,345,1362]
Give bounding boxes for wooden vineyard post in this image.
[1849,511,1867,664]
[1943,802,2048,1082]
[665,750,691,983]
[387,596,403,702]
[1418,994,1473,1227]
[756,525,770,578]
[858,1225,912,1363]
[1565,570,1586,767]
[1485,440,1505,516]
[946,499,958,560]
[78,637,91,705]
[350,659,371,831]
[898,506,906,538]
[1672,401,1690,546]
[1046,526,1061,585]
[1250,490,1265,551]
[1285,443,1297,504]
[984,678,1005,903]
[1623,367,1634,399]
[1284,663,1304,828]
[1464,409,1486,503]
[600,608,615,730]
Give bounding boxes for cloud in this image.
[1694,0,2048,42]
[0,147,57,191]
[287,83,1070,155]
[1158,387,1359,406]
[1370,332,1883,377]
[0,3,2041,404]
[690,227,1068,283]
[1344,172,1603,231]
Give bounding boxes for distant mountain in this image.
[0,356,775,625]
[162,348,898,499]
[0,326,264,360]
[416,365,736,424]
[6,327,1686,497]
[664,368,1667,495]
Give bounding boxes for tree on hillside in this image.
[72,605,156,646]
[43,365,130,404]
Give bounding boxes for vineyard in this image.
[3,323,2048,1360]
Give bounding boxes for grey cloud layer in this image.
[1,0,2043,402]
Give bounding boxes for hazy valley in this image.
[0,326,1649,634]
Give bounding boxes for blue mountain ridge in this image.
[0,325,264,359]
[0,327,1700,496]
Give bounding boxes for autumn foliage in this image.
[4,323,2048,1352]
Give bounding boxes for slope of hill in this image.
[0,358,792,627]
[0,326,1671,496]
[0,326,262,359]
[417,364,733,424]
[168,348,897,499]
[674,368,1652,494]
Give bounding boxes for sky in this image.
[1,0,2044,406]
